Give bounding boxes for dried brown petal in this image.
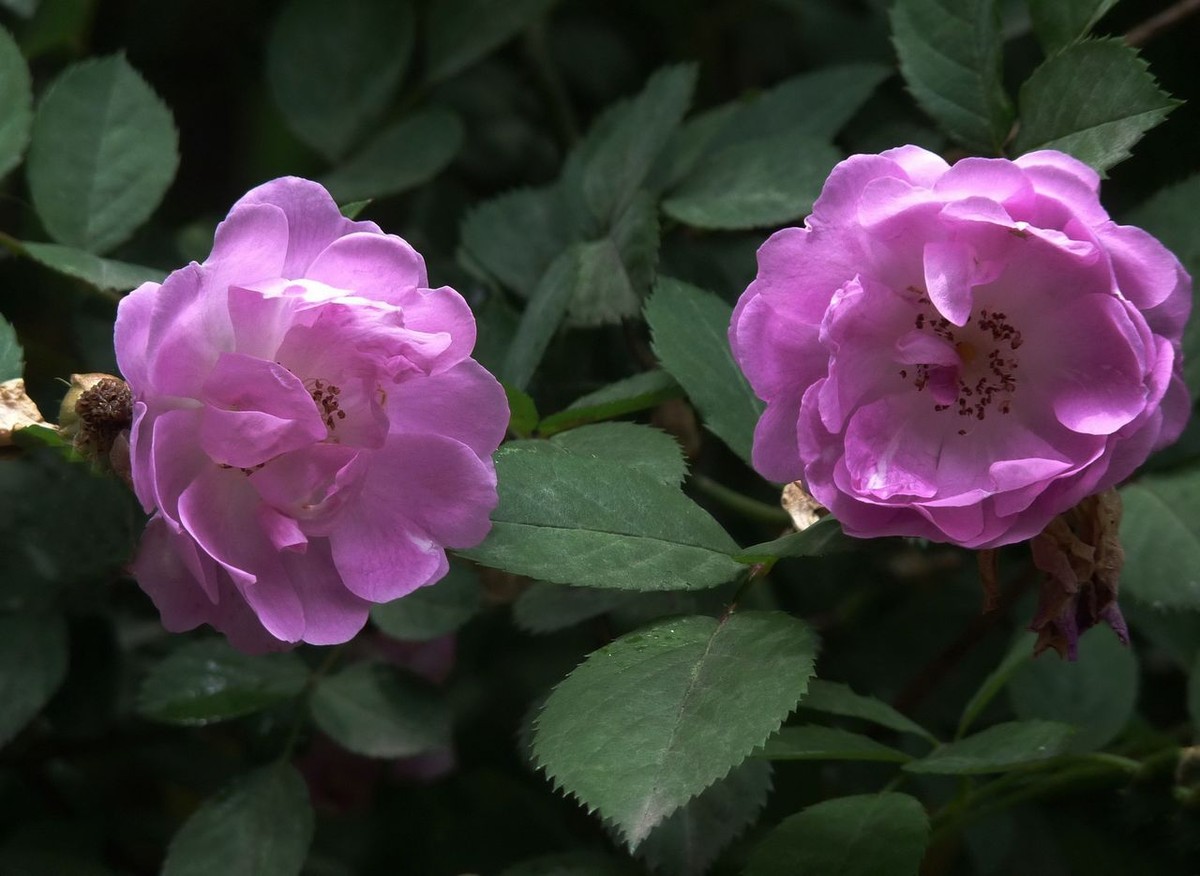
[0,378,47,446]
[781,480,827,532]
[1028,490,1128,660]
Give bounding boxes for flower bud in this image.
[58,373,133,469]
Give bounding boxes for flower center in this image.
[897,292,1023,435]
[306,378,347,431]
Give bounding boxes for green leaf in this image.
[736,518,858,564]
[137,640,309,726]
[0,25,32,179]
[1013,39,1178,174]
[534,611,817,846]
[321,107,463,203]
[161,765,313,876]
[0,613,68,746]
[636,759,772,876]
[26,55,179,254]
[744,793,929,876]
[537,370,683,437]
[904,720,1075,774]
[644,278,763,467]
[799,679,937,743]
[513,582,637,634]
[339,198,371,220]
[504,381,539,437]
[426,0,557,83]
[550,423,686,486]
[500,246,582,390]
[716,64,892,149]
[0,312,22,380]
[370,562,482,642]
[582,64,696,224]
[890,0,1012,153]
[1120,469,1200,609]
[266,0,414,161]
[755,725,911,763]
[460,442,744,591]
[460,184,574,296]
[20,240,164,291]
[1028,0,1121,53]
[0,0,37,17]
[1124,177,1200,396]
[309,662,449,758]
[1008,627,1138,752]
[662,129,839,230]
[958,633,1034,738]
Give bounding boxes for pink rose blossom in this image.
[115,177,508,651]
[730,147,1191,548]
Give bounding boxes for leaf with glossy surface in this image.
[663,129,839,230]
[904,720,1075,774]
[138,640,308,726]
[0,25,32,179]
[21,241,164,291]
[1028,0,1121,52]
[321,107,463,203]
[533,611,817,846]
[370,562,482,642]
[645,278,763,467]
[426,0,556,82]
[460,442,743,591]
[161,765,313,876]
[550,423,686,486]
[1014,39,1177,174]
[582,64,696,224]
[1121,469,1200,609]
[538,370,683,437]
[266,0,413,161]
[736,518,858,564]
[744,793,929,876]
[0,313,22,380]
[891,0,1012,153]
[310,662,449,758]
[799,679,937,742]
[0,613,68,745]
[755,725,911,763]
[1008,627,1138,752]
[637,759,772,876]
[26,55,178,254]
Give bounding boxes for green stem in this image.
[691,473,791,526]
[278,645,344,762]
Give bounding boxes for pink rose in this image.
[116,178,507,651]
[730,147,1190,548]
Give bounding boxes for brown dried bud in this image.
[1028,489,1127,660]
[0,378,47,446]
[58,373,133,468]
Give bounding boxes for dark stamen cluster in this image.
[897,293,1022,435]
[309,379,346,430]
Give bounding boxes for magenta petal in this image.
[880,145,951,187]
[115,281,158,391]
[131,516,217,633]
[396,286,478,375]
[251,444,366,528]
[281,541,371,646]
[843,397,940,500]
[385,360,508,459]
[329,513,449,604]
[894,330,959,366]
[231,177,380,277]
[305,231,428,305]
[205,202,289,290]
[199,353,326,468]
[1097,222,1189,312]
[924,239,975,326]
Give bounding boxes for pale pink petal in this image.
[385,360,508,459]
[305,231,428,304]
